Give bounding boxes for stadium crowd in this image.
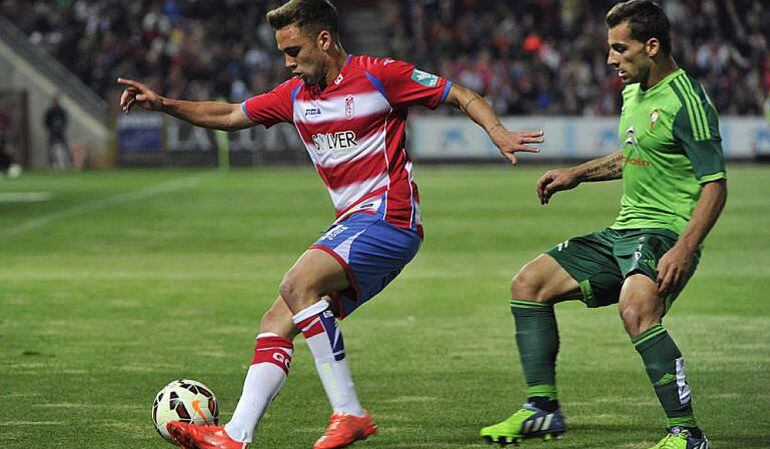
[3,0,769,116]
[386,0,770,116]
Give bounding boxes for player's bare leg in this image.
[481,254,579,445]
[620,275,708,449]
[280,248,378,449]
[510,254,581,303]
[618,274,664,338]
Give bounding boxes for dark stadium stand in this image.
[2,0,768,116]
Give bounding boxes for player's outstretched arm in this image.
[536,150,624,204]
[117,77,252,131]
[657,179,727,295]
[443,84,543,165]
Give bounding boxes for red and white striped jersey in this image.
[242,55,452,235]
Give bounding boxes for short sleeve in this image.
[241,79,298,127]
[366,58,452,109]
[672,98,726,183]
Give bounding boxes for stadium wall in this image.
[117,114,305,167]
[117,114,770,167]
[0,17,111,170]
[408,116,770,161]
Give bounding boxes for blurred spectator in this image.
[3,0,769,116]
[0,105,21,178]
[44,95,71,169]
[0,106,11,172]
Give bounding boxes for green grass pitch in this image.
[1,166,768,448]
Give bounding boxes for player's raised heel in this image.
[480,403,565,446]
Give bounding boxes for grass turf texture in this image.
[1,166,768,449]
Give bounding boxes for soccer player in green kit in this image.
[480,1,725,448]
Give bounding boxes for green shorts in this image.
[545,228,700,312]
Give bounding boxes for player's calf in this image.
[223,331,294,443]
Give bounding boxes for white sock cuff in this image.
[256,332,279,340]
[291,299,329,324]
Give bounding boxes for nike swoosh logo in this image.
[191,399,211,425]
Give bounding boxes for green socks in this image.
[633,324,697,428]
[510,300,559,400]
[509,301,698,429]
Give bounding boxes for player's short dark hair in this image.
[266,0,339,41]
[606,0,671,56]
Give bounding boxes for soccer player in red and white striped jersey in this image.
[242,54,445,236]
[118,1,543,448]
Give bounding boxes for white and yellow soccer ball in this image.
[152,379,220,440]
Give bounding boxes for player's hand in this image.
[536,169,579,204]
[117,77,163,114]
[656,243,695,296]
[490,126,543,165]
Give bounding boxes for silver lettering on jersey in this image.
[312,131,359,153]
[624,126,640,155]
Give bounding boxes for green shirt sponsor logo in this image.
[611,69,726,235]
[411,69,439,87]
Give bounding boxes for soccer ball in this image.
[152,379,220,440]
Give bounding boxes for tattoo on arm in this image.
[578,151,625,182]
[460,95,480,113]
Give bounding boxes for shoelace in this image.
[498,408,536,429]
[658,431,688,449]
[323,416,346,435]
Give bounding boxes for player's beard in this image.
[636,65,652,89]
[304,68,325,86]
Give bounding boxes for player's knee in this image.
[278,275,301,304]
[278,273,317,310]
[619,304,659,338]
[510,266,549,303]
[619,305,643,336]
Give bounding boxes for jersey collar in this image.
[640,68,684,97]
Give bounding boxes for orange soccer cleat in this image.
[313,412,379,449]
[166,422,248,449]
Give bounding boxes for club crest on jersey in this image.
[411,69,439,87]
[649,108,660,132]
[345,95,355,120]
[312,131,358,153]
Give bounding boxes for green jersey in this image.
[611,68,726,235]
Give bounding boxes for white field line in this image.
[0,175,205,239]
[0,421,65,426]
[0,192,52,202]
